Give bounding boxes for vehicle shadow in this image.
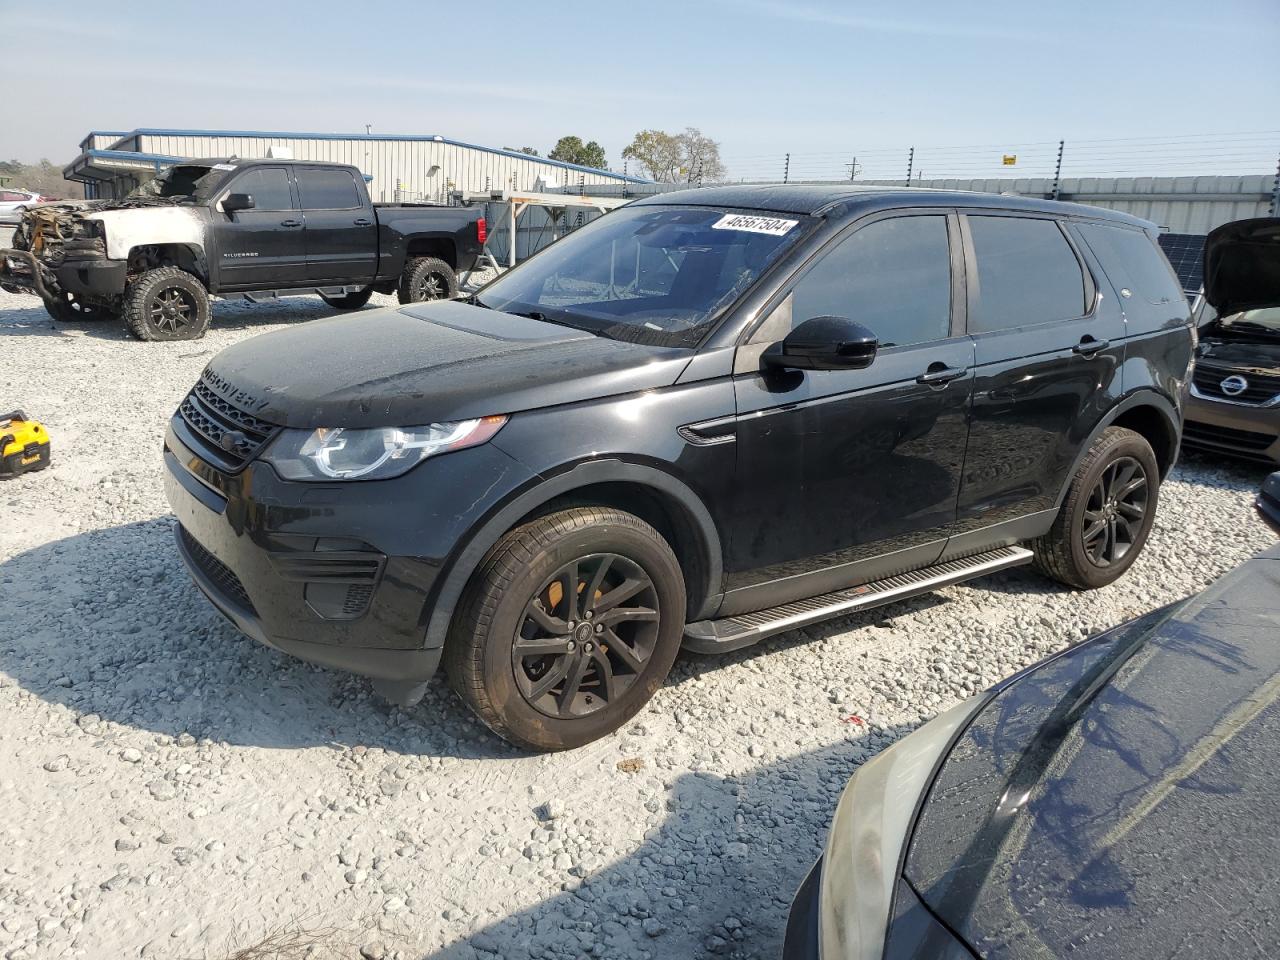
[0,293,381,340]
[1174,448,1274,487]
[0,517,515,760]
[0,518,939,765]
[410,731,915,960]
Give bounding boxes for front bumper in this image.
[783,858,822,959]
[163,418,491,683]
[0,247,126,300]
[1183,391,1280,465]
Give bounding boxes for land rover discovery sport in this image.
[164,185,1193,750]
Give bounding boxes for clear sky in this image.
[4,0,1278,180]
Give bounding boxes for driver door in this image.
[722,211,974,613]
[212,165,308,290]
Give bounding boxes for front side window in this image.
[226,167,293,211]
[968,216,1087,333]
[476,205,810,347]
[789,214,953,347]
[296,168,360,209]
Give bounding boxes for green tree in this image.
[503,146,540,157]
[548,136,608,170]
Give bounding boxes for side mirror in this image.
[1258,471,1280,535]
[223,193,256,213]
[764,316,879,371]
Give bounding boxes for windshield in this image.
[1202,305,1280,339]
[128,164,229,203]
[475,205,810,347]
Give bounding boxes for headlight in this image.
[818,697,985,960]
[264,415,507,481]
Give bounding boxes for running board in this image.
[683,546,1034,653]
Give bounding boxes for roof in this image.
[632,183,1156,228]
[105,128,648,183]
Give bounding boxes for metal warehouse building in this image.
[64,128,644,201]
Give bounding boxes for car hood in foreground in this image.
[905,542,1280,960]
[1203,216,1280,317]
[201,301,693,428]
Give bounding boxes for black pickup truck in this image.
[0,157,485,340]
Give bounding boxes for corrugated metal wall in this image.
[124,133,630,202]
[577,175,1276,234]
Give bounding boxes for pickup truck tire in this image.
[43,291,116,323]
[445,506,686,751]
[397,257,457,305]
[319,288,374,310]
[122,267,211,342]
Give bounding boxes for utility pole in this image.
[846,156,860,181]
[1271,150,1280,217]
[783,153,790,184]
[1051,139,1065,201]
[905,147,914,186]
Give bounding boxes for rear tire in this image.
[122,267,211,341]
[43,291,116,323]
[319,287,373,310]
[444,507,686,751]
[397,257,457,305]
[1032,427,1160,589]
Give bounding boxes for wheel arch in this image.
[404,236,458,269]
[126,243,209,286]
[424,459,724,650]
[1054,390,1181,510]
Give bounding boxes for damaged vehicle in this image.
[0,158,484,341]
[164,184,1193,751]
[1183,217,1280,464]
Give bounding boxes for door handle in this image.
[280,219,302,228]
[1072,337,1109,356]
[916,365,968,385]
[353,218,373,226]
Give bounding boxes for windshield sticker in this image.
[211,163,237,171]
[711,214,798,236]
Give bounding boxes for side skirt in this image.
[683,545,1033,653]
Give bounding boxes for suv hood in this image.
[1204,216,1280,316]
[201,301,694,429]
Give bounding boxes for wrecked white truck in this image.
[0,158,484,341]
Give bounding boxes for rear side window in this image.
[297,168,361,209]
[1078,222,1185,305]
[790,215,953,347]
[967,216,1087,333]
[227,167,293,211]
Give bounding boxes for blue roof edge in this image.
[99,128,649,183]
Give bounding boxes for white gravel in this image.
[0,287,1275,960]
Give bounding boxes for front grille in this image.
[1192,363,1280,406]
[1183,421,1276,452]
[178,376,280,470]
[179,525,257,614]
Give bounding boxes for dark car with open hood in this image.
[1183,217,1280,464]
[785,485,1280,960]
[163,184,1194,750]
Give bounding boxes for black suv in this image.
[164,185,1193,750]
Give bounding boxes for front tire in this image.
[397,257,457,305]
[43,291,116,323]
[122,267,211,341]
[445,507,686,751]
[319,287,373,310]
[1032,427,1160,589]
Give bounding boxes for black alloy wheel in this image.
[414,269,447,301]
[1081,456,1148,567]
[512,553,660,719]
[148,285,197,335]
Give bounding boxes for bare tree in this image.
[621,129,725,183]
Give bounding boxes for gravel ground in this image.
[1,287,1275,960]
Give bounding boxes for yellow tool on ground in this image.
[0,410,51,478]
